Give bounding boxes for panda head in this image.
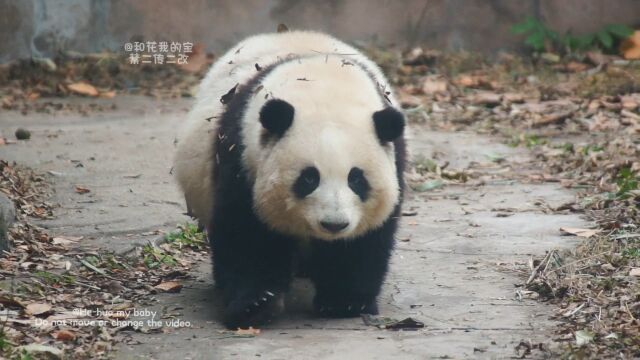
[250,96,404,241]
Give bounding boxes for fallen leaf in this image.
[0,295,26,309]
[421,76,448,95]
[564,61,590,73]
[25,303,52,316]
[629,268,640,277]
[469,91,502,106]
[620,30,640,60]
[178,43,207,73]
[54,329,76,341]
[99,90,116,99]
[103,280,124,294]
[575,329,594,346]
[361,314,425,330]
[52,236,82,245]
[412,179,444,192]
[74,185,91,194]
[560,227,600,238]
[67,82,99,97]
[485,152,506,163]
[154,281,183,293]
[19,344,63,359]
[236,327,261,336]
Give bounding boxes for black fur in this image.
[348,167,370,201]
[259,99,294,138]
[292,166,320,198]
[209,56,405,329]
[373,107,405,143]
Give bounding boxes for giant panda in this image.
[174,30,406,329]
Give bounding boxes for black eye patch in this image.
[293,166,320,198]
[348,167,370,201]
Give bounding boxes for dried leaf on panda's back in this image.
[277,24,289,33]
[220,84,239,105]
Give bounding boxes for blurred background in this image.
[2,0,640,62]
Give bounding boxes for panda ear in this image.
[259,99,294,137]
[373,107,405,143]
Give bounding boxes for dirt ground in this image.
[0,95,591,359]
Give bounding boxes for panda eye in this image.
[348,167,371,201]
[293,166,320,198]
[348,168,364,186]
[304,173,316,184]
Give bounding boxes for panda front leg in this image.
[210,224,295,329]
[308,228,394,318]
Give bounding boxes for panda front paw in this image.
[314,298,378,318]
[223,290,284,329]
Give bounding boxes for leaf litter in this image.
[0,162,208,359]
[364,44,639,357]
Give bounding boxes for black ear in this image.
[259,99,294,137]
[373,107,405,143]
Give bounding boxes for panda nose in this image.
[320,220,349,233]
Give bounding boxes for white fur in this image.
[174,31,401,240]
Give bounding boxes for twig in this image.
[526,250,554,285]
[533,109,577,128]
[545,251,610,275]
[80,259,117,280]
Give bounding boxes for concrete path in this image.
[1,97,586,359]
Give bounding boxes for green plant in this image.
[622,247,640,259]
[141,244,177,269]
[511,17,559,52]
[512,17,633,53]
[616,166,639,198]
[564,24,634,52]
[508,133,547,148]
[165,223,206,250]
[581,144,604,155]
[33,271,76,286]
[0,325,11,353]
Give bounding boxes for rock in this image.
[15,128,31,140]
[0,193,15,253]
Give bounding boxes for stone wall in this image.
[0,0,639,62]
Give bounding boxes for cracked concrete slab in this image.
[0,97,588,359]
